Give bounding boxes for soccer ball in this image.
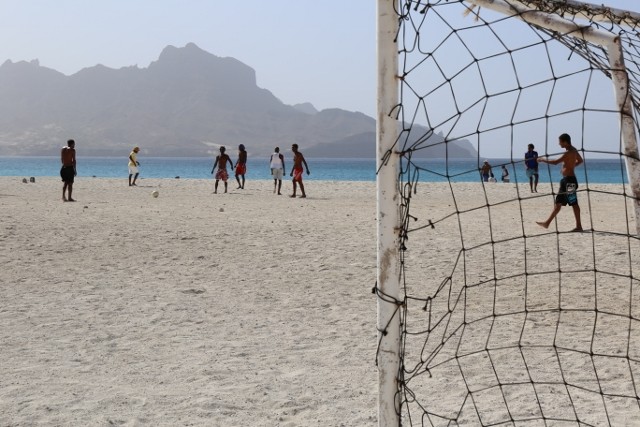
[151,190,159,198]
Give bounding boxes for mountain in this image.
[304,130,476,158]
[292,102,318,115]
[0,43,477,158]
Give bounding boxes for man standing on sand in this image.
[128,146,141,186]
[211,146,234,194]
[60,139,77,202]
[525,143,539,193]
[480,160,493,182]
[536,133,584,232]
[270,146,286,195]
[290,143,310,198]
[235,144,247,189]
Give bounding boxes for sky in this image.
[0,0,638,158]
[0,0,376,115]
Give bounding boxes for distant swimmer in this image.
[60,139,77,202]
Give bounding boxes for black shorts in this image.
[556,176,578,206]
[60,166,75,183]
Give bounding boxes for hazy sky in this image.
[0,0,637,126]
[0,1,375,115]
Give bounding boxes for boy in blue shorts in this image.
[524,143,539,192]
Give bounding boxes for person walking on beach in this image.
[536,133,584,232]
[525,143,539,193]
[290,144,310,198]
[235,144,247,189]
[270,146,286,195]
[60,139,77,202]
[501,165,510,183]
[480,160,493,182]
[211,146,234,194]
[128,146,141,186]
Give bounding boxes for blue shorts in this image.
[526,168,538,179]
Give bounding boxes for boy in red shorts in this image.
[289,144,310,198]
[211,146,234,194]
[235,144,247,189]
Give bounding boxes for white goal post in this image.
[376,0,401,425]
[376,0,640,426]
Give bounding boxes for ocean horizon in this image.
[0,156,630,184]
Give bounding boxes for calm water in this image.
[0,156,630,184]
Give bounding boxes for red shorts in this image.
[215,169,228,182]
[292,167,303,182]
[236,163,246,175]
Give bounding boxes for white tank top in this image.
[270,153,283,169]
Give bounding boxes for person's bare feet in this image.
[62,197,67,202]
[68,198,76,202]
[299,195,306,198]
[536,221,549,229]
[571,227,584,232]
[290,194,296,198]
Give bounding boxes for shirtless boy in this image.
[60,139,77,202]
[235,144,247,189]
[536,133,584,231]
[211,146,234,194]
[289,144,310,198]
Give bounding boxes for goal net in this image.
[376,0,640,425]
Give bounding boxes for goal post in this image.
[376,0,401,426]
[608,36,640,235]
[376,0,640,425]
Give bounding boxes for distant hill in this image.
[292,102,318,115]
[0,43,477,158]
[304,130,476,158]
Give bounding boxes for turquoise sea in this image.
[0,156,630,184]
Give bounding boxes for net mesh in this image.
[380,0,640,425]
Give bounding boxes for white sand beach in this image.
[1,177,378,426]
[1,176,639,426]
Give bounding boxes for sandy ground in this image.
[0,177,378,427]
[392,178,640,426]
[1,176,639,426]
